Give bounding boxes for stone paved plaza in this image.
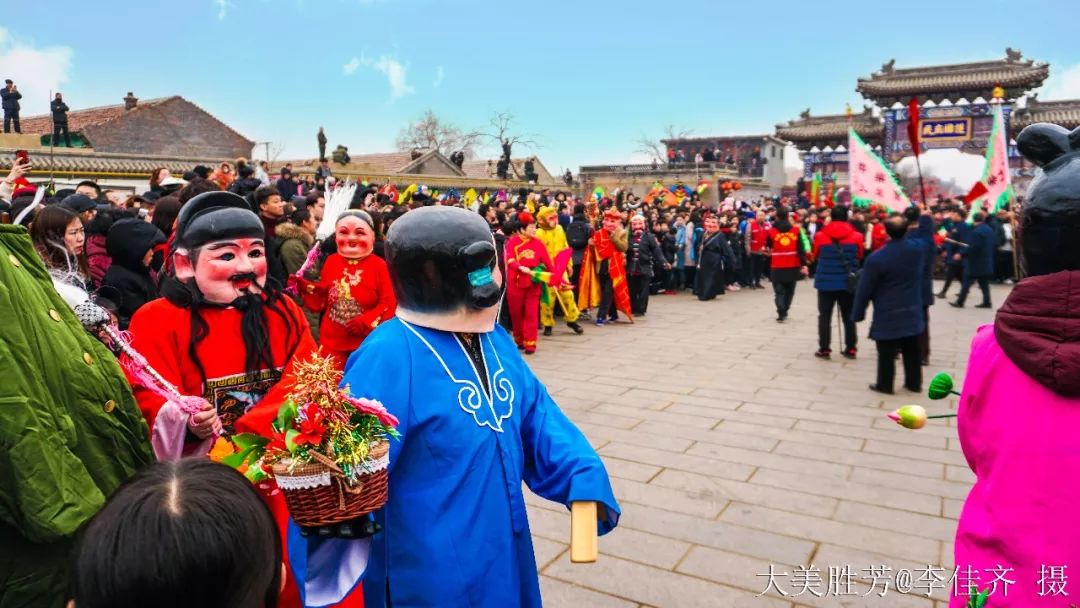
[525,281,1010,608]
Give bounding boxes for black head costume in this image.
[1016,123,1080,277]
[384,206,501,313]
[162,191,302,386]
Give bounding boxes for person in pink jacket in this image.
[952,122,1080,607]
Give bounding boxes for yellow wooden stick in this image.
[570,501,598,563]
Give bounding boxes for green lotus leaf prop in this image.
[927,372,960,400]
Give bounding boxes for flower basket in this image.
[221,353,399,527]
[273,441,390,526]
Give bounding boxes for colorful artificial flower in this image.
[887,405,928,430]
[295,402,327,446]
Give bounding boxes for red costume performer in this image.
[124,192,363,608]
[505,212,556,354]
[577,208,633,323]
[300,210,396,370]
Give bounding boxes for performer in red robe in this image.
[577,208,633,324]
[125,191,363,608]
[504,211,557,354]
[299,210,396,370]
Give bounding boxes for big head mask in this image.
[384,206,502,332]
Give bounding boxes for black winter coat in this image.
[101,219,165,329]
[50,100,69,124]
[626,231,666,278]
[1,88,20,112]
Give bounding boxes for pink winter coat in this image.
[952,271,1080,607]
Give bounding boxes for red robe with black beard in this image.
[126,295,364,608]
[127,295,316,436]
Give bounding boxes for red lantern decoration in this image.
[733,182,743,191]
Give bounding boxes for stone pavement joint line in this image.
[526,282,1006,607]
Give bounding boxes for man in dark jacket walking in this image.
[626,214,668,315]
[50,92,71,146]
[852,217,927,394]
[951,212,995,308]
[905,206,936,365]
[937,209,968,298]
[811,206,864,359]
[1,79,21,133]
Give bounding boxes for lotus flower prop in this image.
[928,372,961,400]
[886,405,957,430]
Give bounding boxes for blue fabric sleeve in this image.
[519,364,620,536]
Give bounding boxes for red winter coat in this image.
[747,220,768,253]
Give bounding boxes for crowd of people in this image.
[0,150,1018,374]
[0,145,1034,608]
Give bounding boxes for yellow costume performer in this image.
[535,207,584,335]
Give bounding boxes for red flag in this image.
[907,98,921,158]
[963,181,989,205]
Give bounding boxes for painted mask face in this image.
[544,213,558,229]
[175,238,267,304]
[336,216,374,259]
[603,217,620,233]
[631,217,646,232]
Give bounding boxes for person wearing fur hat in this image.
[949,122,1080,606]
[339,205,619,607]
[504,211,558,353]
[535,205,585,336]
[297,210,396,369]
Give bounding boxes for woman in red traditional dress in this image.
[300,210,396,369]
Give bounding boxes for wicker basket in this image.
[272,441,390,527]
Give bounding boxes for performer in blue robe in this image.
[341,206,619,607]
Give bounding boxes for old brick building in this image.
[19,92,253,158]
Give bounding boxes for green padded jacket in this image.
[0,224,153,608]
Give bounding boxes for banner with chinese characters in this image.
[848,128,912,211]
[920,117,972,140]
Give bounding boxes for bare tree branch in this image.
[635,124,694,161]
[634,133,665,161]
[477,111,539,159]
[396,110,480,158]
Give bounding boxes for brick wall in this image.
[84,98,253,158]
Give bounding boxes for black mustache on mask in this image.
[230,272,258,283]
